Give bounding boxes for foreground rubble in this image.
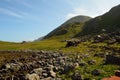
[0,50,83,80]
[0,49,119,80]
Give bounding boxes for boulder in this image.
[48,71,56,78]
[88,60,96,65]
[105,55,120,65]
[92,69,102,76]
[42,73,48,78]
[94,53,106,58]
[65,40,80,47]
[72,73,83,80]
[115,70,120,77]
[41,77,52,80]
[33,68,43,76]
[1,63,11,69]
[64,63,75,73]
[74,63,79,68]
[17,74,26,80]
[26,73,40,80]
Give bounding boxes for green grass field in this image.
[0,39,120,79]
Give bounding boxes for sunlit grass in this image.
[0,39,120,79]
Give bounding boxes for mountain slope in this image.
[43,15,92,40]
[75,4,120,37]
[34,36,44,42]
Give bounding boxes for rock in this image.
[41,77,52,80]
[56,78,62,80]
[105,54,120,65]
[48,71,56,78]
[47,65,54,71]
[21,41,27,44]
[94,53,106,58]
[5,75,19,80]
[26,73,40,80]
[84,78,90,80]
[10,63,22,71]
[11,59,17,63]
[0,69,8,74]
[88,60,96,65]
[1,63,11,69]
[74,63,79,68]
[0,50,88,79]
[79,60,86,66]
[58,67,64,75]
[53,66,59,72]
[92,69,102,76]
[42,73,48,78]
[64,63,74,73]
[65,39,80,47]
[115,70,120,77]
[32,68,43,76]
[17,74,26,80]
[72,73,83,80]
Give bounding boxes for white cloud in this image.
[0,7,40,22]
[17,0,33,9]
[66,8,86,19]
[0,8,23,18]
[91,0,112,13]
[5,0,33,9]
[66,7,97,19]
[66,0,120,19]
[3,0,42,21]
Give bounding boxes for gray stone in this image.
[72,73,83,80]
[42,73,48,78]
[33,68,43,76]
[48,71,56,78]
[115,70,120,77]
[26,73,40,80]
[88,60,96,65]
[92,69,102,76]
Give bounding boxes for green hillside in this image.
[0,4,120,80]
[75,4,120,37]
[43,16,91,40]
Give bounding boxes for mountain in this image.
[63,15,92,24]
[75,4,120,37]
[34,36,44,42]
[43,15,92,40]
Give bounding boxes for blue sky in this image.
[0,0,120,42]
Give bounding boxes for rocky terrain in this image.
[0,31,119,80]
[0,50,83,80]
[0,48,119,80]
[0,3,120,80]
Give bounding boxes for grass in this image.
[0,40,65,50]
[0,39,120,53]
[44,22,84,40]
[0,39,120,79]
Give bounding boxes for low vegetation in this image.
[0,4,120,80]
[0,38,120,79]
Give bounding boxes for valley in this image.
[0,4,120,80]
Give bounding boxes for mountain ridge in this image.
[33,4,120,41]
[75,4,120,37]
[42,15,92,40]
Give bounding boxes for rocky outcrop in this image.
[93,31,120,43]
[92,69,103,76]
[0,50,83,80]
[64,39,81,47]
[105,54,120,65]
